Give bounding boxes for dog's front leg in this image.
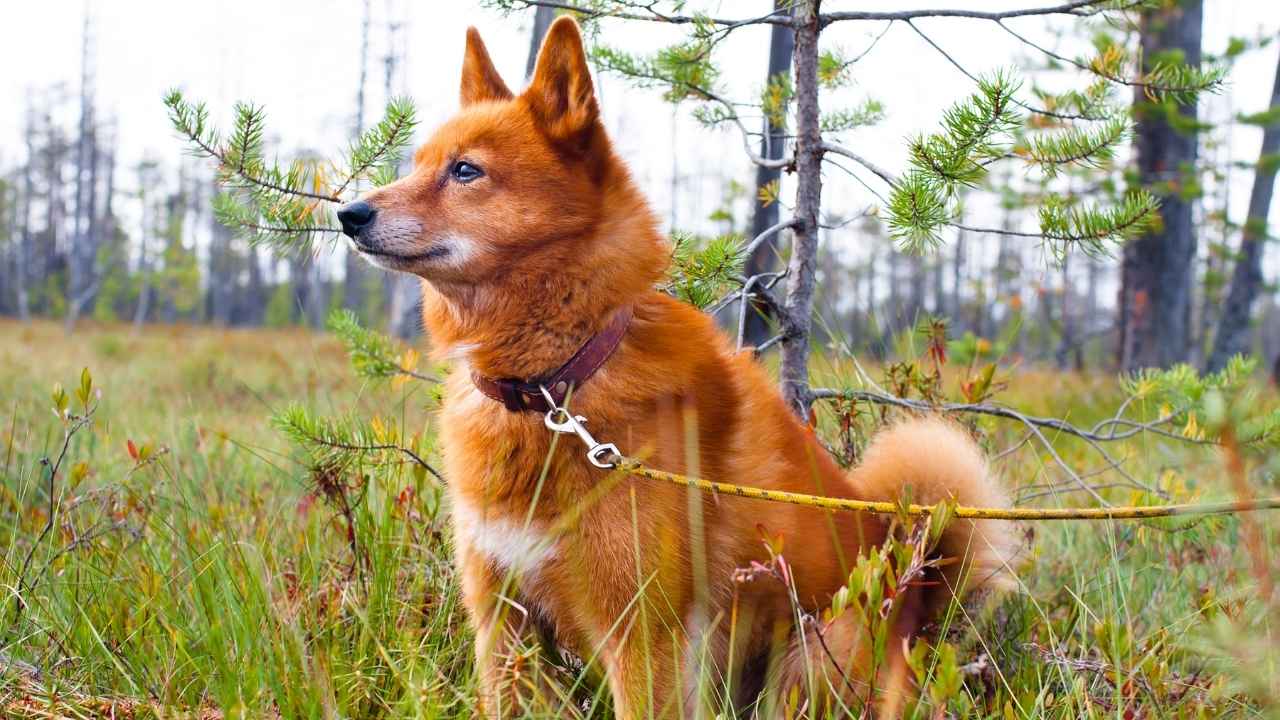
[460,548,547,718]
[596,620,683,720]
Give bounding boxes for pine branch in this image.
[333,96,417,197]
[166,89,418,255]
[166,92,339,203]
[1036,189,1158,258]
[665,232,747,309]
[886,72,1021,251]
[328,309,438,383]
[1018,116,1128,177]
[273,405,444,482]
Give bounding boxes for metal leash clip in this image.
[539,385,620,469]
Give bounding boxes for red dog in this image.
[340,17,1014,718]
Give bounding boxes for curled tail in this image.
[853,416,1018,613]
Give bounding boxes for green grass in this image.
[1,318,1277,718]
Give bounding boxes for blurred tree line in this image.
[0,2,419,336]
[1,0,1279,385]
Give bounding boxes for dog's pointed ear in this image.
[460,27,513,106]
[524,17,598,143]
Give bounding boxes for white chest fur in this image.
[450,497,558,574]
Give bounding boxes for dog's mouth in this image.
[353,241,451,264]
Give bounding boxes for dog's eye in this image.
[450,161,484,183]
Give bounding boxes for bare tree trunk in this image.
[15,112,34,321]
[779,0,821,418]
[43,119,69,317]
[908,251,926,325]
[867,240,888,359]
[994,223,1012,340]
[742,0,796,346]
[1119,0,1203,371]
[290,255,326,328]
[885,245,900,338]
[931,247,945,317]
[208,179,235,325]
[93,142,117,321]
[308,261,327,327]
[0,176,13,314]
[387,276,421,338]
[382,0,420,338]
[243,245,265,325]
[1086,253,1099,355]
[525,5,556,79]
[66,10,97,332]
[1207,48,1280,372]
[343,0,374,317]
[133,196,152,329]
[66,131,99,332]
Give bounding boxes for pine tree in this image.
[1207,47,1280,372]
[489,0,1222,416]
[1119,0,1210,371]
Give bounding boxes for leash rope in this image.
[537,386,1280,522]
[616,459,1280,521]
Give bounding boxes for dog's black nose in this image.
[337,201,376,238]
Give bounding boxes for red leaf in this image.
[397,486,415,506]
[126,439,139,461]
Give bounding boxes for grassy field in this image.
[1,318,1277,719]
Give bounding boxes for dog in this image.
[339,17,1015,718]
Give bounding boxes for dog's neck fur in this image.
[419,153,669,381]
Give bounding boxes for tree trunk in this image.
[525,5,556,79]
[1086,253,1099,354]
[741,0,796,347]
[779,0,821,418]
[387,275,421,338]
[908,251,926,325]
[208,179,236,325]
[133,194,152,329]
[1055,251,1080,370]
[1118,0,1203,371]
[66,130,99,332]
[15,113,34,321]
[1206,48,1280,372]
[42,121,68,317]
[243,245,266,325]
[931,247,945,317]
[66,11,96,332]
[343,0,374,318]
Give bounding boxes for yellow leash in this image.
[617,460,1280,521]
[536,386,1280,522]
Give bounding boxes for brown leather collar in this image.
[471,305,633,413]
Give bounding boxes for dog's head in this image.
[340,18,615,286]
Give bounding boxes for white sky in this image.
[2,1,1278,292]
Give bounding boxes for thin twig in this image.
[296,431,445,483]
[903,20,1098,123]
[8,407,95,632]
[822,0,1120,23]
[822,142,899,186]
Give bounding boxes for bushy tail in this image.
[852,416,1018,611]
